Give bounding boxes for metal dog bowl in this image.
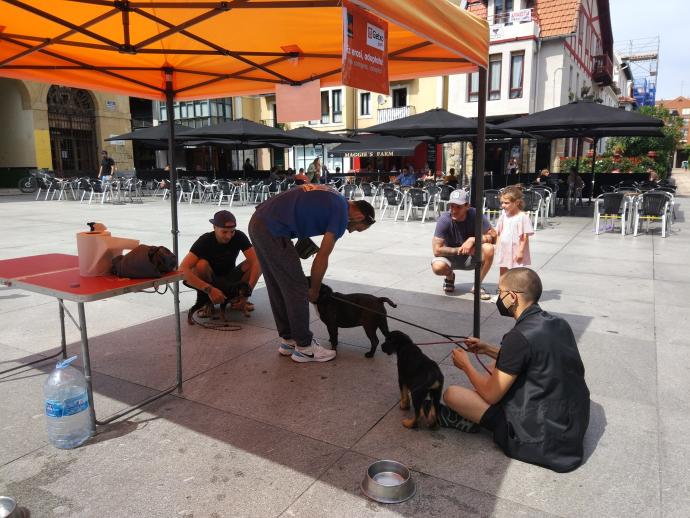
[361,460,416,504]
[0,496,24,518]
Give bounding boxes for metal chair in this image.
[593,192,626,235]
[216,180,237,206]
[437,184,454,212]
[380,189,404,221]
[404,188,434,222]
[177,178,196,203]
[634,192,671,238]
[341,183,359,200]
[530,186,552,225]
[522,190,543,230]
[483,189,502,224]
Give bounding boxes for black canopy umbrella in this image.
[365,107,480,138]
[286,127,357,182]
[499,103,665,199]
[365,108,513,194]
[527,126,665,139]
[180,118,307,143]
[181,118,310,176]
[498,100,664,132]
[106,122,193,143]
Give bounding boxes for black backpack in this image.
[112,245,177,278]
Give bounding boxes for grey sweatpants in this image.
[248,215,313,347]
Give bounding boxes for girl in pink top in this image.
[495,186,534,279]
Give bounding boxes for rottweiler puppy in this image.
[381,330,444,429]
[187,280,251,325]
[312,281,396,358]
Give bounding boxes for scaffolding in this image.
[615,36,660,107]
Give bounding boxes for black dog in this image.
[187,280,251,325]
[381,330,444,429]
[313,282,396,358]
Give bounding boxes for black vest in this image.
[494,305,590,473]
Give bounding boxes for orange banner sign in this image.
[342,1,389,95]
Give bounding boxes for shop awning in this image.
[329,134,420,157]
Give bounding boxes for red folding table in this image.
[0,253,183,436]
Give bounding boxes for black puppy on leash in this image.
[381,330,444,429]
[310,279,397,358]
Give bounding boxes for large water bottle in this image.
[43,356,92,449]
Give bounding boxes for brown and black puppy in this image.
[381,330,444,429]
[187,280,251,325]
[313,282,396,358]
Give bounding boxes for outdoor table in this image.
[0,253,183,435]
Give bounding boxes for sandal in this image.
[443,273,455,293]
[231,300,255,311]
[470,286,491,301]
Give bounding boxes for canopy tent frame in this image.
[0,0,490,342]
[0,1,479,100]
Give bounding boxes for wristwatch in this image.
[203,285,212,295]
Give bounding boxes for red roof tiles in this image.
[465,0,581,38]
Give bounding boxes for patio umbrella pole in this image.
[473,67,488,338]
[589,137,598,204]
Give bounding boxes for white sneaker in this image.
[291,339,336,363]
[278,338,296,356]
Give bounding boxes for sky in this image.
[609,0,688,100]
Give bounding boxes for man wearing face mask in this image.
[248,184,376,363]
[439,267,591,473]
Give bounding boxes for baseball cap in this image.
[209,210,236,228]
[448,189,469,206]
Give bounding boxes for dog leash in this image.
[190,308,243,331]
[328,294,491,374]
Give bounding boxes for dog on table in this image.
[381,330,444,429]
[187,280,252,325]
[312,281,396,358]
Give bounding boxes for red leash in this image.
[413,338,491,374]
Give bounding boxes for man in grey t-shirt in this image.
[431,189,496,298]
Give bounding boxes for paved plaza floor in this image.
[1,172,689,517]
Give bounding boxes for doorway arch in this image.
[47,85,97,177]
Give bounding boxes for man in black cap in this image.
[181,210,261,311]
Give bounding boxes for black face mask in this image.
[496,293,514,317]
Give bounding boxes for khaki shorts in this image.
[431,255,474,271]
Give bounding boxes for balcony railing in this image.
[377,105,416,124]
[487,7,534,26]
[592,54,613,86]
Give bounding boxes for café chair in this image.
[593,192,626,235]
[633,192,671,238]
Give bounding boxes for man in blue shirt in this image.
[431,189,495,298]
[395,165,417,187]
[248,185,376,363]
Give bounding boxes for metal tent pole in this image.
[165,69,183,392]
[473,66,488,339]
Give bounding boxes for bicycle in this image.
[17,169,54,193]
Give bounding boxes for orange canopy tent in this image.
[0,0,490,333]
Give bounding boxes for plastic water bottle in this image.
[43,356,92,449]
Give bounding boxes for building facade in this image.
[450,0,616,175]
[259,77,446,173]
[0,78,133,186]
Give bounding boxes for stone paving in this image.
[1,172,689,517]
